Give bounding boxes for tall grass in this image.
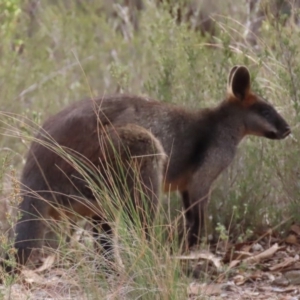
[0,110,188,299]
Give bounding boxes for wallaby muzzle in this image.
[267,120,291,140]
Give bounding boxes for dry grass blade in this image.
[174,250,222,270]
[243,243,280,264]
[21,269,48,285]
[269,257,298,272]
[34,254,56,273]
[187,282,223,299]
[227,243,281,270]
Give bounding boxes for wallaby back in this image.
[11,65,290,270]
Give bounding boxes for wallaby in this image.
[10,65,290,271]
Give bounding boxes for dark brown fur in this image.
[12,66,290,270]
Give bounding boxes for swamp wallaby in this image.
[11,65,290,270]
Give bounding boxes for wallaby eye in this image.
[261,109,271,119]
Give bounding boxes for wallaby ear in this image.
[227,65,239,88]
[228,66,251,101]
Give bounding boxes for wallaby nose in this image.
[283,126,291,138]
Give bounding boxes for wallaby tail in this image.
[12,193,50,267]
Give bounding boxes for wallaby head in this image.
[226,65,291,140]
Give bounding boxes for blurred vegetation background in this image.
[0,0,299,244]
